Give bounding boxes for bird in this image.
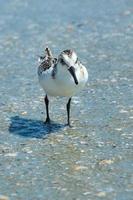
[38,47,88,126]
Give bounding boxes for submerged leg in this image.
[44,95,50,123]
[66,98,72,126]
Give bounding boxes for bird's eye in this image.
[53,58,57,64]
[60,58,65,65]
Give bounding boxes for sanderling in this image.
[38,47,88,126]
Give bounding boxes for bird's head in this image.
[58,49,78,85]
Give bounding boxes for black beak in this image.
[68,66,78,85]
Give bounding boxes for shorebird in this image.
[38,47,88,126]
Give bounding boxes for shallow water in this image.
[0,0,133,199]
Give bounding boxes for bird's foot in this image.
[66,123,73,128]
[44,118,51,124]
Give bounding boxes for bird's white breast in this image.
[38,63,88,97]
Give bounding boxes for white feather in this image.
[38,51,88,97]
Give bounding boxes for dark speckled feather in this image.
[38,48,57,75]
[63,49,73,57]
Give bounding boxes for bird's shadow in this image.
[9,116,65,139]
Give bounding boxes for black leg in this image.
[66,98,72,126]
[44,95,50,123]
